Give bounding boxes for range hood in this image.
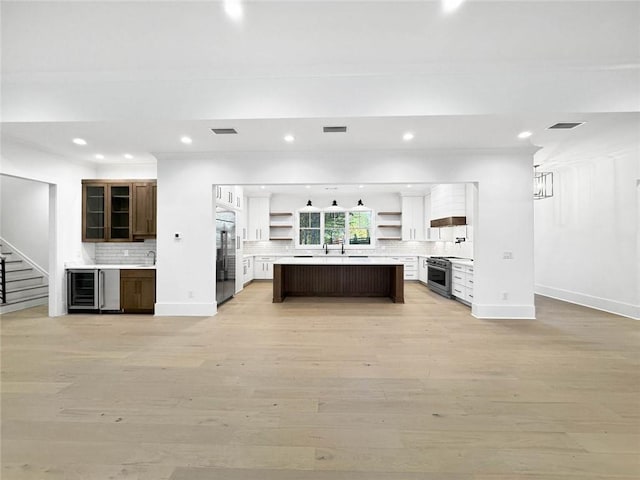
[430,216,467,228]
[429,184,467,228]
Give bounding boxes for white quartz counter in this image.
[274,256,403,265]
[65,264,156,270]
[449,258,474,267]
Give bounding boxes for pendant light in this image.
[325,200,345,212]
[351,199,368,211]
[300,199,320,212]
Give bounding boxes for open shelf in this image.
[376,212,401,241]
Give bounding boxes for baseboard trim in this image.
[154,302,217,317]
[472,303,536,319]
[535,284,640,320]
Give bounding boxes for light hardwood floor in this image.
[1,282,639,479]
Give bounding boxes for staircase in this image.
[0,242,48,314]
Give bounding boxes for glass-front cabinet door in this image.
[83,183,106,241]
[82,181,133,242]
[109,184,132,240]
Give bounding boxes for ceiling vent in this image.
[211,128,238,134]
[323,126,347,133]
[547,122,584,130]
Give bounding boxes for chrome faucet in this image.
[147,250,156,265]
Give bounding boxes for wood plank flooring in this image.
[1,282,639,479]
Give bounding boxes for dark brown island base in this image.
[272,258,404,303]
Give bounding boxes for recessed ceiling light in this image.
[224,0,243,21]
[305,185,311,189]
[403,132,414,141]
[124,153,134,160]
[407,184,413,188]
[359,185,364,189]
[442,0,466,14]
[518,131,533,139]
[260,185,266,189]
[180,136,193,144]
[94,154,104,160]
[72,138,87,146]
[284,134,295,143]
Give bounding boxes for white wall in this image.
[534,123,639,319]
[155,149,536,319]
[0,175,50,270]
[95,163,157,179]
[0,138,97,315]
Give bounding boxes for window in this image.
[299,211,321,246]
[348,211,372,245]
[324,211,346,245]
[297,208,374,248]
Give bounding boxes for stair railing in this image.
[0,255,6,304]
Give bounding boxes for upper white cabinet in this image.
[401,196,425,241]
[247,197,270,241]
[216,185,243,210]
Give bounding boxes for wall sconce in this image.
[534,165,553,199]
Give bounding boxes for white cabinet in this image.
[243,256,253,284]
[391,256,418,280]
[418,256,429,283]
[215,185,243,210]
[247,197,270,241]
[451,262,474,306]
[254,256,275,279]
[401,196,425,241]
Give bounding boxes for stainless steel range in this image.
[426,257,454,298]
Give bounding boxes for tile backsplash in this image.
[243,239,473,258]
[94,240,157,265]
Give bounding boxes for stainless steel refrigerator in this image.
[216,207,236,304]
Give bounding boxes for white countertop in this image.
[65,264,156,270]
[274,256,404,265]
[449,258,474,267]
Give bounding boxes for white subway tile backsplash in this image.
[243,239,473,259]
[94,240,157,265]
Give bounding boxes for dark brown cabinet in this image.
[83,183,107,241]
[82,179,156,242]
[132,182,157,239]
[120,269,156,313]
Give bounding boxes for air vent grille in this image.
[323,126,347,133]
[547,122,584,130]
[211,128,238,134]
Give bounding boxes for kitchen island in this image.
[272,257,404,303]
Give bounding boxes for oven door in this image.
[427,262,451,297]
[67,269,99,310]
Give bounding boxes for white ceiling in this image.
[1,1,638,171]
